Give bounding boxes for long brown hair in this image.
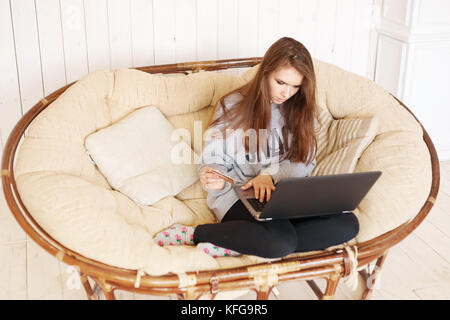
[209,37,318,165]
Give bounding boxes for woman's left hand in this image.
[241,174,275,202]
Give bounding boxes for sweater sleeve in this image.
[197,100,241,197]
[197,139,240,197]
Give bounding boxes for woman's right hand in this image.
[200,166,226,190]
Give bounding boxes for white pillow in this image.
[85,106,199,206]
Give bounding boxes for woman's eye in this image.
[277,81,284,85]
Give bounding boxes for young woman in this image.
[154,37,359,258]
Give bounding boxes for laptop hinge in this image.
[342,210,353,213]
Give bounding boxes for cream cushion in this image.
[84,106,199,206]
[14,59,432,277]
[312,108,379,176]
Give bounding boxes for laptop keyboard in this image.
[247,198,268,211]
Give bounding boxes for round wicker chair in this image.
[1,57,440,300]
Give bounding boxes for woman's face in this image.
[267,64,303,104]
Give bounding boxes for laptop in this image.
[232,171,382,221]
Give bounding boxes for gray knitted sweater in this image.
[198,92,316,221]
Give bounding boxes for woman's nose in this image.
[281,87,290,98]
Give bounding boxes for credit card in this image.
[207,168,235,184]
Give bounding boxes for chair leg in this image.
[185,288,198,300]
[255,287,272,300]
[79,272,96,300]
[306,280,323,299]
[360,252,388,300]
[307,272,341,300]
[102,288,116,300]
[175,293,185,300]
[321,272,341,300]
[92,277,116,300]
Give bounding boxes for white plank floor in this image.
[1,161,449,300]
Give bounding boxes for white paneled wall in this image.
[374,0,450,160]
[0,0,376,155]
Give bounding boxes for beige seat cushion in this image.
[14,59,432,277]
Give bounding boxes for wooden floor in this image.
[1,161,449,300]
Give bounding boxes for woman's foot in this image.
[196,242,241,258]
[153,224,241,258]
[153,224,195,246]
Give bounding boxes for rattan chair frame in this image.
[1,57,440,300]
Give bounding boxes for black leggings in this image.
[193,199,359,258]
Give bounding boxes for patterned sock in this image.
[153,224,195,246]
[196,242,241,258]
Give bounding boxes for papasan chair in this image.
[1,57,440,300]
